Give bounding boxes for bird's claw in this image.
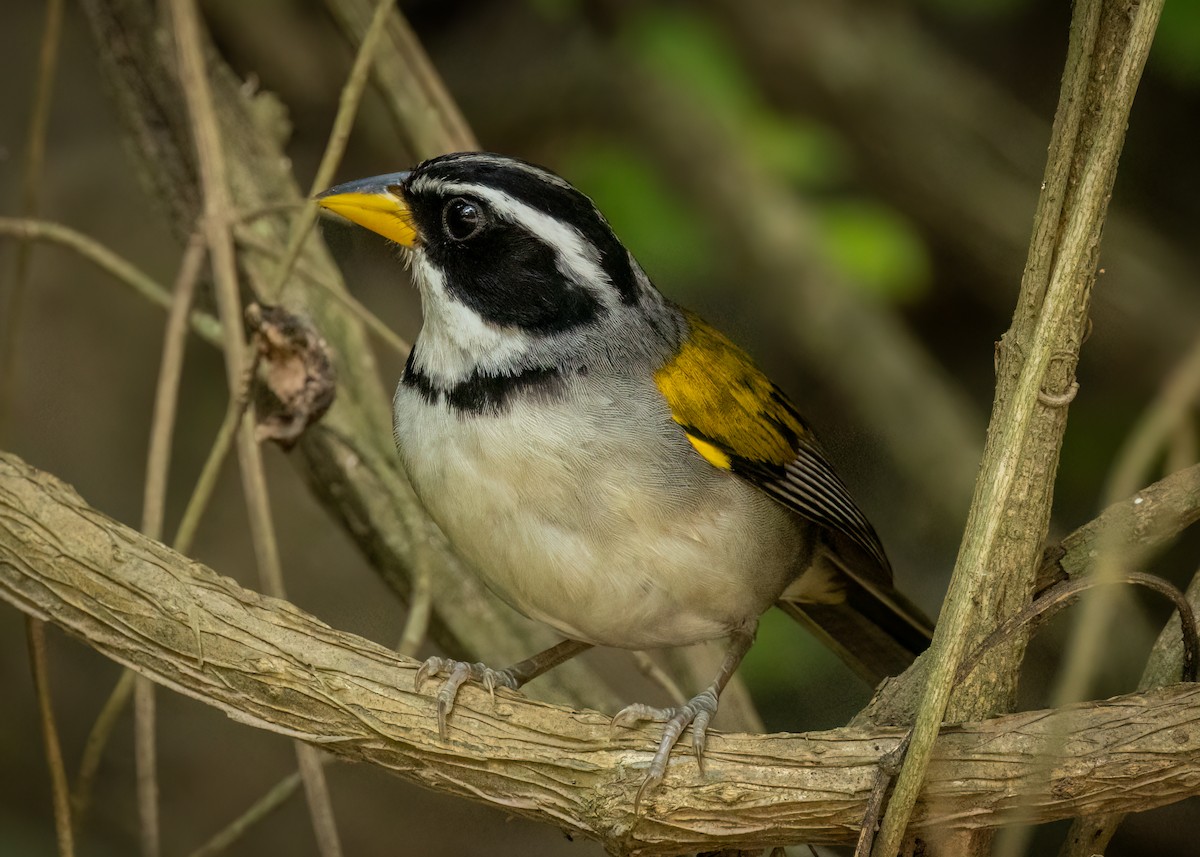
[414,657,520,739]
[612,688,721,810]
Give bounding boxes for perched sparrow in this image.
[318,152,932,798]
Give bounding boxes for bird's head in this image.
[317,153,674,385]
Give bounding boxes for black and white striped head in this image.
[318,153,671,385]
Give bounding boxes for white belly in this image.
[393,376,805,649]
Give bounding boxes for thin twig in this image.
[27,618,76,857]
[133,676,160,857]
[397,566,433,658]
[0,218,223,346]
[0,0,65,437]
[170,0,284,628]
[873,3,1164,853]
[185,771,304,857]
[854,735,911,857]
[131,226,206,857]
[1051,330,1200,705]
[236,232,409,355]
[324,0,477,156]
[172,365,255,555]
[171,2,343,853]
[1107,331,1200,509]
[958,572,1200,688]
[295,747,342,857]
[267,0,396,301]
[235,202,306,224]
[631,652,688,707]
[71,668,135,827]
[143,228,207,541]
[7,13,73,855]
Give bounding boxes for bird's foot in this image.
[414,657,520,738]
[612,687,720,808]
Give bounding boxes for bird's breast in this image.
[392,371,805,649]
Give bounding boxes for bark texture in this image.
[2,451,1199,855]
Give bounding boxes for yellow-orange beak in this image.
[315,172,418,247]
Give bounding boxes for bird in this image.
[316,152,934,800]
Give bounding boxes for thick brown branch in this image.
[2,451,1199,855]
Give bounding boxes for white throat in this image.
[408,252,532,386]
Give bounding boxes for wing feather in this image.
[655,310,890,577]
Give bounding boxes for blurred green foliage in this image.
[562,141,716,286]
[816,199,931,302]
[740,610,826,694]
[620,6,930,302]
[1153,1,1200,85]
[625,6,849,186]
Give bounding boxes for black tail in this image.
[778,575,934,686]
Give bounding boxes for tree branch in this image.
[857,462,1200,730]
[1038,462,1200,591]
[3,451,1200,855]
[873,2,1164,852]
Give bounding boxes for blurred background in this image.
[1,0,1198,854]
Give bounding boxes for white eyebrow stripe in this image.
[407,174,446,196]
[419,180,615,302]
[411,154,575,190]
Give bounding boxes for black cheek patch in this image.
[415,160,640,306]
[428,226,600,335]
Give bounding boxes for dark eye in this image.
[442,197,485,242]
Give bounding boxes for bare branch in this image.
[185,770,304,857]
[266,0,397,300]
[0,217,222,347]
[133,675,159,857]
[323,0,478,157]
[71,668,134,827]
[3,451,1200,855]
[0,0,65,436]
[130,223,207,857]
[1038,463,1200,590]
[170,0,344,850]
[874,2,1165,852]
[26,618,76,857]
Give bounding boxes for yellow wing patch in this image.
[683,433,732,470]
[657,311,892,577]
[654,311,806,468]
